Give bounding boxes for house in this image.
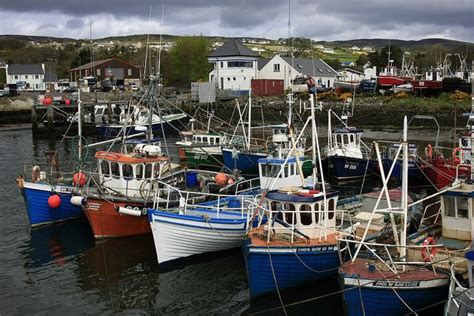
[257,55,338,90]
[69,57,141,86]
[323,47,335,54]
[5,63,46,90]
[351,46,361,51]
[337,68,364,82]
[208,39,259,92]
[44,70,59,92]
[340,61,355,67]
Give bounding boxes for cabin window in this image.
[314,203,320,223]
[444,197,456,217]
[136,164,143,179]
[284,203,296,224]
[122,164,133,179]
[101,160,110,176]
[328,198,335,220]
[350,135,354,143]
[462,138,468,147]
[344,134,349,145]
[145,163,153,178]
[283,165,290,177]
[111,162,120,178]
[300,204,312,225]
[271,201,284,221]
[458,197,469,218]
[154,163,161,177]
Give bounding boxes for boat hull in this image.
[222,148,267,174]
[148,208,248,264]
[96,115,187,138]
[327,156,369,180]
[83,196,151,238]
[423,157,471,189]
[243,239,341,298]
[369,158,423,182]
[21,182,84,226]
[179,147,224,169]
[377,76,411,88]
[341,276,449,316]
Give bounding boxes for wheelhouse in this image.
[440,183,474,241]
[258,157,303,190]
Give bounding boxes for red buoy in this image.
[48,194,61,208]
[43,97,53,106]
[64,98,71,105]
[73,172,87,186]
[215,173,228,186]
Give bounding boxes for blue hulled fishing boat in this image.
[243,95,347,298]
[337,117,449,316]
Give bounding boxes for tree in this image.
[368,45,404,69]
[168,36,211,86]
[323,59,341,71]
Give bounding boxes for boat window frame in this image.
[100,159,110,176]
[299,204,313,226]
[135,164,143,179]
[111,162,120,179]
[122,163,133,180]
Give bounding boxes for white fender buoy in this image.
[118,206,142,216]
[70,196,86,206]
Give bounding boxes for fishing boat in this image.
[338,117,450,316]
[96,103,187,138]
[17,90,89,226]
[422,121,471,189]
[412,65,444,95]
[377,51,415,89]
[326,102,370,180]
[147,182,260,265]
[243,94,347,298]
[176,118,228,170]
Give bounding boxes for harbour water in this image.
[0,126,447,315]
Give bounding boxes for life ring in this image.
[425,144,433,159]
[420,237,437,262]
[452,147,461,164]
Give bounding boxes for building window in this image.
[96,69,101,76]
[25,75,29,79]
[36,84,40,89]
[220,62,224,68]
[128,69,132,76]
[274,64,280,72]
[228,61,253,68]
[35,75,39,79]
[14,75,18,80]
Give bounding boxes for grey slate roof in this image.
[8,64,44,75]
[281,57,338,77]
[44,71,58,82]
[208,39,259,58]
[258,58,271,70]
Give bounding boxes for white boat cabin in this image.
[458,131,472,164]
[96,144,171,198]
[265,190,339,239]
[441,183,474,241]
[258,157,304,190]
[327,127,364,159]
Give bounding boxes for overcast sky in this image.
[0,0,472,42]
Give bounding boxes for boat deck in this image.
[248,226,338,247]
[340,257,449,281]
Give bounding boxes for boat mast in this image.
[247,89,251,151]
[400,116,408,267]
[78,89,82,161]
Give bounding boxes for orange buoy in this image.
[215,173,228,186]
[48,194,61,208]
[73,172,87,186]
[43,97,53,106]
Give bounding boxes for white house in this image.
[337,68,365,82]
[208,39,259,92]
[6,64,46,90]
[257,55,338,90]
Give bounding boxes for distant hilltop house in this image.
[258,55,338,90]
[69,57,141,86]
[208,39,259,93]
[340,61,355,67]
[322,47,335,54]
[5,63,58,91]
